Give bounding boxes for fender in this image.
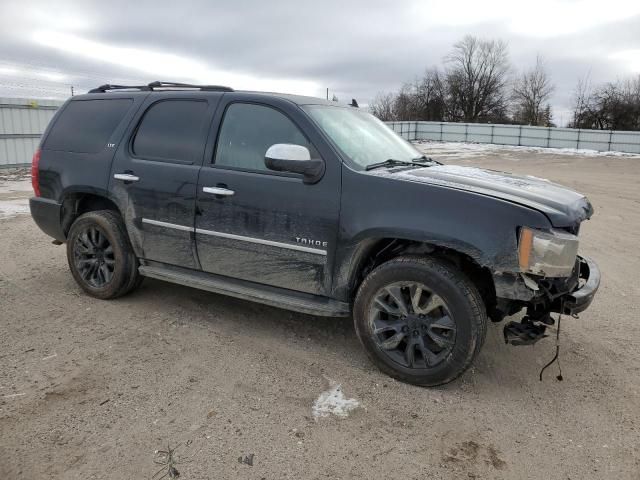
[331,165,553,301]
[332,230,486,301]
[56,187,145,258]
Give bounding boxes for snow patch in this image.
[0,179,32,194]
[413,140,640,159]
[0,178,33,219]
[0,198,29,219]
[312,381,360,419]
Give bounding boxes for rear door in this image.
[195,95,341,295]
[109,93,221,268]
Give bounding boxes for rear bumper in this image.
[29,197,65,242]
[553,256,600,315]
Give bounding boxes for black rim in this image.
[73,226,115,288]
[369,282,456,369]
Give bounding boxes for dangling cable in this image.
[539,312,563,382]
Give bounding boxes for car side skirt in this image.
[138,261,351,317]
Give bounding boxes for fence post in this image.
[465,123,469,142]
[415,121,418,141]
[440,122,443,142]
[490,125,494,144]
[547,127,551,148]
[577,129,581,150]
[608,130,613,151]
[518,125,522,146]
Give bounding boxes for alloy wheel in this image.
[369,281,457,369]
[73,226,115,288]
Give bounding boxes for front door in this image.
[109,94,220,268]
[195,97,341,295]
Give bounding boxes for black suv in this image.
[30,82,600,386]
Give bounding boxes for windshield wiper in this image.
[365,159,415,171]
[411,155,442,165]
[365,157,442,171]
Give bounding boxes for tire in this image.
[353,255,487,387]
[66,210,141,300]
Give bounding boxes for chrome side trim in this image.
[195,228,327,256]
[142,218,193,232]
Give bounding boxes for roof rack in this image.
[88,84,151,93]
[88,81,234,93]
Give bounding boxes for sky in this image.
[0,0,639,126]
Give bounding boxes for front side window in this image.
[302,105,421,170]
[214,103,312,172]
[133,100,208,162]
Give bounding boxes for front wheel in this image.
[353,256,487,387]
[66,210,141,299]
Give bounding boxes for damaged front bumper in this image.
[498,257,600,345]
[494,256,600,345]
[552,256,600,316]
[494,255,600,316]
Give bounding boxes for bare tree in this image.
[369,92,396,121]
[570,74,640,130]
[512,56,555,125]
[570,74,594,127]
[412,69,447,121]
[392,84,415,121]
[541,104,554,127]
[384,71,448,122]
[444,35,511,122]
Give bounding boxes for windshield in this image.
[302,105,422,170]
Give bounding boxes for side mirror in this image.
[264,144,325,184]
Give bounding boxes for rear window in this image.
[132,100,208,162]
[44,99,132,153]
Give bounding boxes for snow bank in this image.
[413,140,640,159]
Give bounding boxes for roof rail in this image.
[147,81,234,92]
[88,81,234,94]
[88,84,151,93]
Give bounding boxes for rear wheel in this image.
[354,256,487,386]
[66,210,141,299]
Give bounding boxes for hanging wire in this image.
[539,312,563,381]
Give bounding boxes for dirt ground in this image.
[1,146,639,479]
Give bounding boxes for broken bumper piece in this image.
[552,255,600,316]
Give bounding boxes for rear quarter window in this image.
[43,99,132,153]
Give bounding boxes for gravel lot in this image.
[1,144,639,479]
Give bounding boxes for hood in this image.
[371,164,593,227]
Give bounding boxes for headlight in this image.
[518,227,579,277]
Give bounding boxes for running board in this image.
[138,264,351,317]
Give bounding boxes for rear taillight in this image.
[31,149,41,197]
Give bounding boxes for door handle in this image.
[114,173,140,182]
[203,186,235,196]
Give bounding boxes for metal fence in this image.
[0,97,64,167]
[386,121,640,154]
[3,100,640,167]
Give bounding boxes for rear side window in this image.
[132,100,208,162]
[44,99,132,153]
